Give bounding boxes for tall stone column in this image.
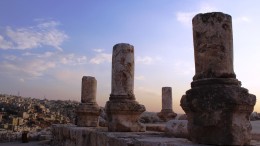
[181,12,256,145]
[157,87,177,121]
[105,43,146,132]
[76,76,100,127]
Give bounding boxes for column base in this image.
[181,78,256,145]
[76,103,101,127]
[105,99,146,132]
[157,109,177,122]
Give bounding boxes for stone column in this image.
[181,12,256,145]
[76,76,100,127]
[157,87,177,121]
[105,43,146,132]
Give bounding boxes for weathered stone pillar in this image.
[76,76,100,127]
[157,87,177,121]
[105,43,146,132]
[181,12,256,145]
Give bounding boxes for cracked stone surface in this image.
[181,12,256,145]
[106,43,146,132]
[76,76,100,127]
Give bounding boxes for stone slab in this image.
[51,124,205,146]
[145,123,165,132]
[51,124,260,146]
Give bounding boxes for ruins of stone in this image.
[180,12,256,145]
[105,43,146,132]
[165,120,188,138]
[50,12,259,146]
[157,87,177,121]
[76,76,100,127]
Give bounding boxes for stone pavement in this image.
[1,140,50,146]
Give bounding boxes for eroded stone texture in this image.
[111,43,135,100]
[106,43,146,132]
[81,76,97,103]
[181,12,256,145]
[157,87,177,121]
[76,76,100,127]
[165,120,189,138]
[51,124,205,146]
[162,87,172,110]
[192,12,235,80]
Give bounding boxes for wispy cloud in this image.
[3,55,17,61]
[233,16,251,23]
[93,48,104,53]
[0,51,88,81]
[0,60,56,78]
[0,35,13,49]
[176,3,218,26]
[174,61,195,75]
[22,51,54,58]
[136,56,153,65]
[90,53,111,64]
[60,53,88,65]
[135,75,145,80]
[0,20,68,51]
[136,56,162,65]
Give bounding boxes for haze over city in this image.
[0,0,259,113]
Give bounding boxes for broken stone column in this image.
[181,12,256,145]
[76,76,100,127]
[105,43,146,132]
[157,87,177,121]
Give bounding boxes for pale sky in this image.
[0,0,259,113]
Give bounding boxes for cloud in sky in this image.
[90,53,111,64]
[0,20,68,51]
[233,16,251,23]
[176,3,218,26]
[136,56,162,65]
[174,61,195,76]
[0,59,56,78]
[135,75,145,81]
[60,53,88,66]
[0,51,89,82]
[93,49,104,53]
[22,51,55,58]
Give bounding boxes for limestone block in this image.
[76,76,100,127]
[192,12,235,80]
[81,76,96,103]
[181,12,256,145]
[158,87,177,121]
[181,78,256,145]
[157,111,177,122]
[51,124,204,146]
[165,120,189,138]
[106,43,146,132]
[162,87,172,110]
[111,43,135,99]
[76,103,100,127]
[106,100,146,132]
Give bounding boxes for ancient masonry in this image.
[157,87,177,121]
[181,12,256,145]
[76,76,100,127]
[105,43,146,132]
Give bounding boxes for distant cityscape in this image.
[0,94,79,141]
